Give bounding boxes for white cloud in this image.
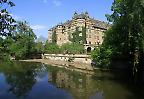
[31,25,47,30]
[53,0,62,6]
[43,0,47,3]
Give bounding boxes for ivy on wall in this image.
[69,26,86,44]
[82,26,86,44]
[52,30,57,44]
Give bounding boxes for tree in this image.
[52,30,57,43]
[0,0,16,36]
[82,26,86,44]
[35,41,44,54]
[35,36,46,54]
[0,0,16,60]
[91,45,112,68]
[61,43,84,54]
[0,37,5,60]
[44,42,60,54]
[9,21,36,59]
[103,0,144,81]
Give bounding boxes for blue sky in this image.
[10,0,113,38]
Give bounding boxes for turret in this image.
[72,11,78,19]
[85,11,89,18]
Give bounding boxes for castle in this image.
[48,12,110,52]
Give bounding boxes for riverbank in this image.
[20,59,94,74]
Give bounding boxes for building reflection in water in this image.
[48,69,104,99]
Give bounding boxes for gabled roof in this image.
[91,19,111,30]
[48,12,111,31]
[73,13,87,19]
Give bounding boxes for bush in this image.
[0,53,11,61]
[60,43,84,54]
[44,43,60,54]
[91,46,112,68]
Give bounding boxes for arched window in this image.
[87,47,91,53]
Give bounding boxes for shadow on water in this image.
[93,68,144,99]
[47,65,144,99]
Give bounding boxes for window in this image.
[97,41,100,45]
[89,35,91,38]
[86,34,88,38]
[79,33,82,36]
[62,29,65,34]
[78,27,82,31]
[89,42,91,44]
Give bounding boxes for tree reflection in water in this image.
[0,62,45,98]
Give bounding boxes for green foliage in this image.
[52,30,57,43]
[60,43,84,54]
[0,0,16,36]
[0,37,4,51]
[69,27,81,43]
[69,26,86,44]
[35,41,44,54]
[0,0,16,60]
[0,0,43,60]
[44,42,84,54]
[0,37,12,61]
[9,21,36,59]
[93,0,144,79]
[82,27,86,44]
[105,0,144,68]
[91,46,112,68]
[44,42,60,54]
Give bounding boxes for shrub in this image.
[91,46,112,68]
[60,43,84,54]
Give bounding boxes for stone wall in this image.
[43,54,91,64]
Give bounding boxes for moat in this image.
[0,61,144,99]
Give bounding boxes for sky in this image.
[9,0,113,39]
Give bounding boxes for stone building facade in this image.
[48,12,110,51]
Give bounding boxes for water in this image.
[0,61,144,99]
